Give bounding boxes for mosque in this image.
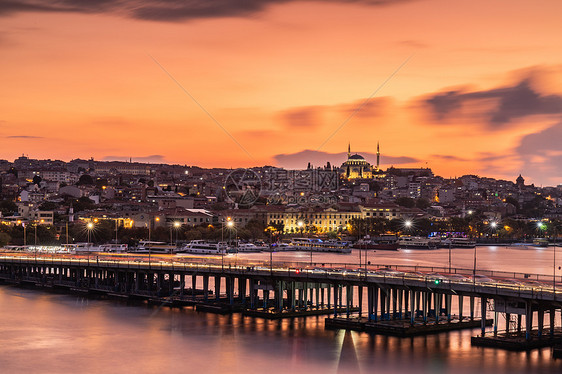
[340,143,380,180]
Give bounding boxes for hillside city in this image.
[0,152,561,247]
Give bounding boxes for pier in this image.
[1,254,561,352]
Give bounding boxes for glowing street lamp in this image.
[86,221,94,262]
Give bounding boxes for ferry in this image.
[290,238,351,253]
[441,237,476,248]
[398,236,439,250]
[132,241,177,254]
[98,243,129,252]
[178,240,229,255]
[236,243,267,253]
[353,235,399,251]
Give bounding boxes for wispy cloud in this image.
[0,0,419,22]
[6,135,44,139]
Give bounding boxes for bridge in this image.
[0,253,561,351]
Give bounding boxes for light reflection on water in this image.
[1,247,562,373]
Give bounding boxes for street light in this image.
[171,221,181,252]
[86,221,94,263]
[225,220,234,270]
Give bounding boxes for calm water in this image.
[1,247,561,374]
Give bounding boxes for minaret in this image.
[347,142,351,158]
[376,141,380,170]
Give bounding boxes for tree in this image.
[0,200,17,216]
[395,197,415,208]
[32,175,42,186]
[415,198,431,210]
[0,232,11,247]
[77,174,94,186]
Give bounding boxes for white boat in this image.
[398,236,439,250]
[98,243,129,252]
[442,238,476,248]
[267,242,296,252]
[178,240,229,255]
[236,243,267,253]
[73,243,100,253]
[290,238,351,253]
[132,241,176,254]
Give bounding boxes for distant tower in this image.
[516,174,525,189]
[348,142,351,158]
[376,141,380,170]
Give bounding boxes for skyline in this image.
[2,1,562,186]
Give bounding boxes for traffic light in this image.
[434,279,441,285]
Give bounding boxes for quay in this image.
[1,255,561,352]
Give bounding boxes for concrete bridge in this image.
[0,254,561,351]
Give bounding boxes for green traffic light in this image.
[434,279,440,285]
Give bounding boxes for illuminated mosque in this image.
[340,143,380,180]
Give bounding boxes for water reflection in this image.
[2,245,562,373]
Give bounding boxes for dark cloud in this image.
[280,106,324,129]
[6,135,44,139]
[103,154,168,163]
[515,121,562,186]
[0,0,418,22]
[431,154,467,162]
[425,78,562,128]
[274,149,418,169]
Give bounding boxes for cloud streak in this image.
[0,0,418,22]
[424,77,562,128]
[6,135,44,139]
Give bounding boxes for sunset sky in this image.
[1,0,562,186]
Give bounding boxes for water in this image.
[1,247,561,374]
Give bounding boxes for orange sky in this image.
[1,0,562,186]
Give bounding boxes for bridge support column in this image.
[203,275,209,302]
[358,286,363,318]
[494,311,498,336]
[410,291,415,326]
[326,284,331,309]
[398,290,403,320]
[239,277,246,303]
[227,277,234,305]
[346,285,351,318]
[525,301,533,341]
[333,284,338,317]
[446,294,452,322]
[458,295,463,321]
[550,308,555,337]
[215,276,221,301]
[403,290,408,320]
[249,279,256,309]
[422,292,428,324]
[315,284,320,310]
[392,289,397,319]
[506,313,511,334]
[517,314,522,334]
[192,275,197,300]
[277,281,284,311]
[538,307,544,338]
[380,289,386,321]
[470,296,475,321]
[435,292,441,324]
[481,297,487,336]
[367,285,373,321]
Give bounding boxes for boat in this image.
[267,242,296,252]
[532,238,549,248]
[132,241,177,254]
[441,237,476,248]
[353,235,399,251]
[236,242,267,253]
[398,236,439,250]
[178,240,229,255]
[97,243,128,252]
[290,238,351,253]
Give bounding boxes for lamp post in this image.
[87,221,94,263]
[226,220,234,270]
[171,221,181,253]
